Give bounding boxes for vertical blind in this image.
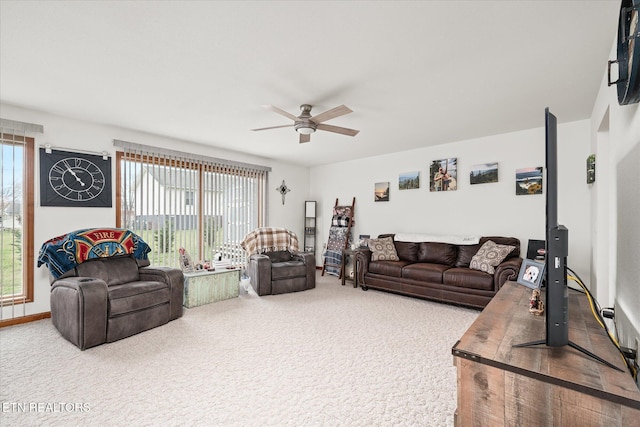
[0,118,41,320]
[114,140,269,269]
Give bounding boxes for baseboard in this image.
[614,301,640,350]
[0,312,51,328]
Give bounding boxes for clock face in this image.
[48,157,106,201]
[629,9,637,78]
[614,0,640,105]
[40,149,112,207]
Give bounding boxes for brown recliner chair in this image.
[247,250,316,296]
[50,254,184,350]
[242,227,316,296]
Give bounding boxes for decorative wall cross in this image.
[276,180,291,205]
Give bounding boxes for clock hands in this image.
[66,167,85,186]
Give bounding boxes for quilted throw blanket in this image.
[241,227,299,256]
[333,205,354,219]
[323,249,343,276]
[37,228,152,279]
[327,226,352,251]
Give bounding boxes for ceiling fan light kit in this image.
[295,123,316,134]
[252,103,359,143]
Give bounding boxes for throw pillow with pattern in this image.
[368,236,399,261]
[469,240,515,274]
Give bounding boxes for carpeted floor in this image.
[0,273,478,426]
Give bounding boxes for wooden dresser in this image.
[452,281,640,426]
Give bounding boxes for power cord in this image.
[566,266,637,380]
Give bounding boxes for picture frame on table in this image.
[358,234,370,248]
[516,258,546,289]
[179,247,195,273]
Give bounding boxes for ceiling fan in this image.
[251,104,360,143]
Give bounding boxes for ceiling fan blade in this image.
[310,105,353,124]
[317,123,360,137]
[299,133,311,143]
[263,105,298,121]
[251,124,294,131]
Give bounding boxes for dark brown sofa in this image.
[50,254,184,350]
[355,235,522,309]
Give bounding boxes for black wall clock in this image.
[40,148,112,207]
[608,0,640,105]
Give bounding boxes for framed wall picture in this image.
[39,148,112,207]
[516,259,546,289]
[470,162,498,185]
[515,167,543,195]
[429,158,457,191]
[374,182,390,201]
[399,171,420,190]
[586,154,596,184]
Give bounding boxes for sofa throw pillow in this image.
[368,236,399,261]
[469,240,515,274]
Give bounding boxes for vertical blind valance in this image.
[0,118,44,134]
[113,139,271,173]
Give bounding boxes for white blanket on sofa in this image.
[393,233,480,245]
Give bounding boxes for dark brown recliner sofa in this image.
[247,250,316,296]
[355,235,522,309]
[50,254,184,350]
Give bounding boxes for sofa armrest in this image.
[139,267,184,320]
[50,277,108,350]
[494,257,523,291]
[292,251,317,289]
[248,254,272,296]
[354,249,372,285]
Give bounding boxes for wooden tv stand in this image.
[452,281,640,426]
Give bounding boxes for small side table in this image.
[341,248,360,288]
[183,268,240,308]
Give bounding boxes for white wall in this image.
[590,40,640,351]
[0,103,309,318]
[310,119,592,278]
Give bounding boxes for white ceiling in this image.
[0,1,620,167]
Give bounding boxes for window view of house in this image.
[118,151,266,268]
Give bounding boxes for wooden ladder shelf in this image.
[321,197,355,279]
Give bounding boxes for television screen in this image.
[513,108,622,372]
[544,108,569,347]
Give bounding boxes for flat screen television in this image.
[513,108,621,371]
[544,107,569,347]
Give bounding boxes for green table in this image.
[183,269,240,308]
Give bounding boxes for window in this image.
[115,140,269,268]
[185,190,195,206]
[0,123,35,311]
